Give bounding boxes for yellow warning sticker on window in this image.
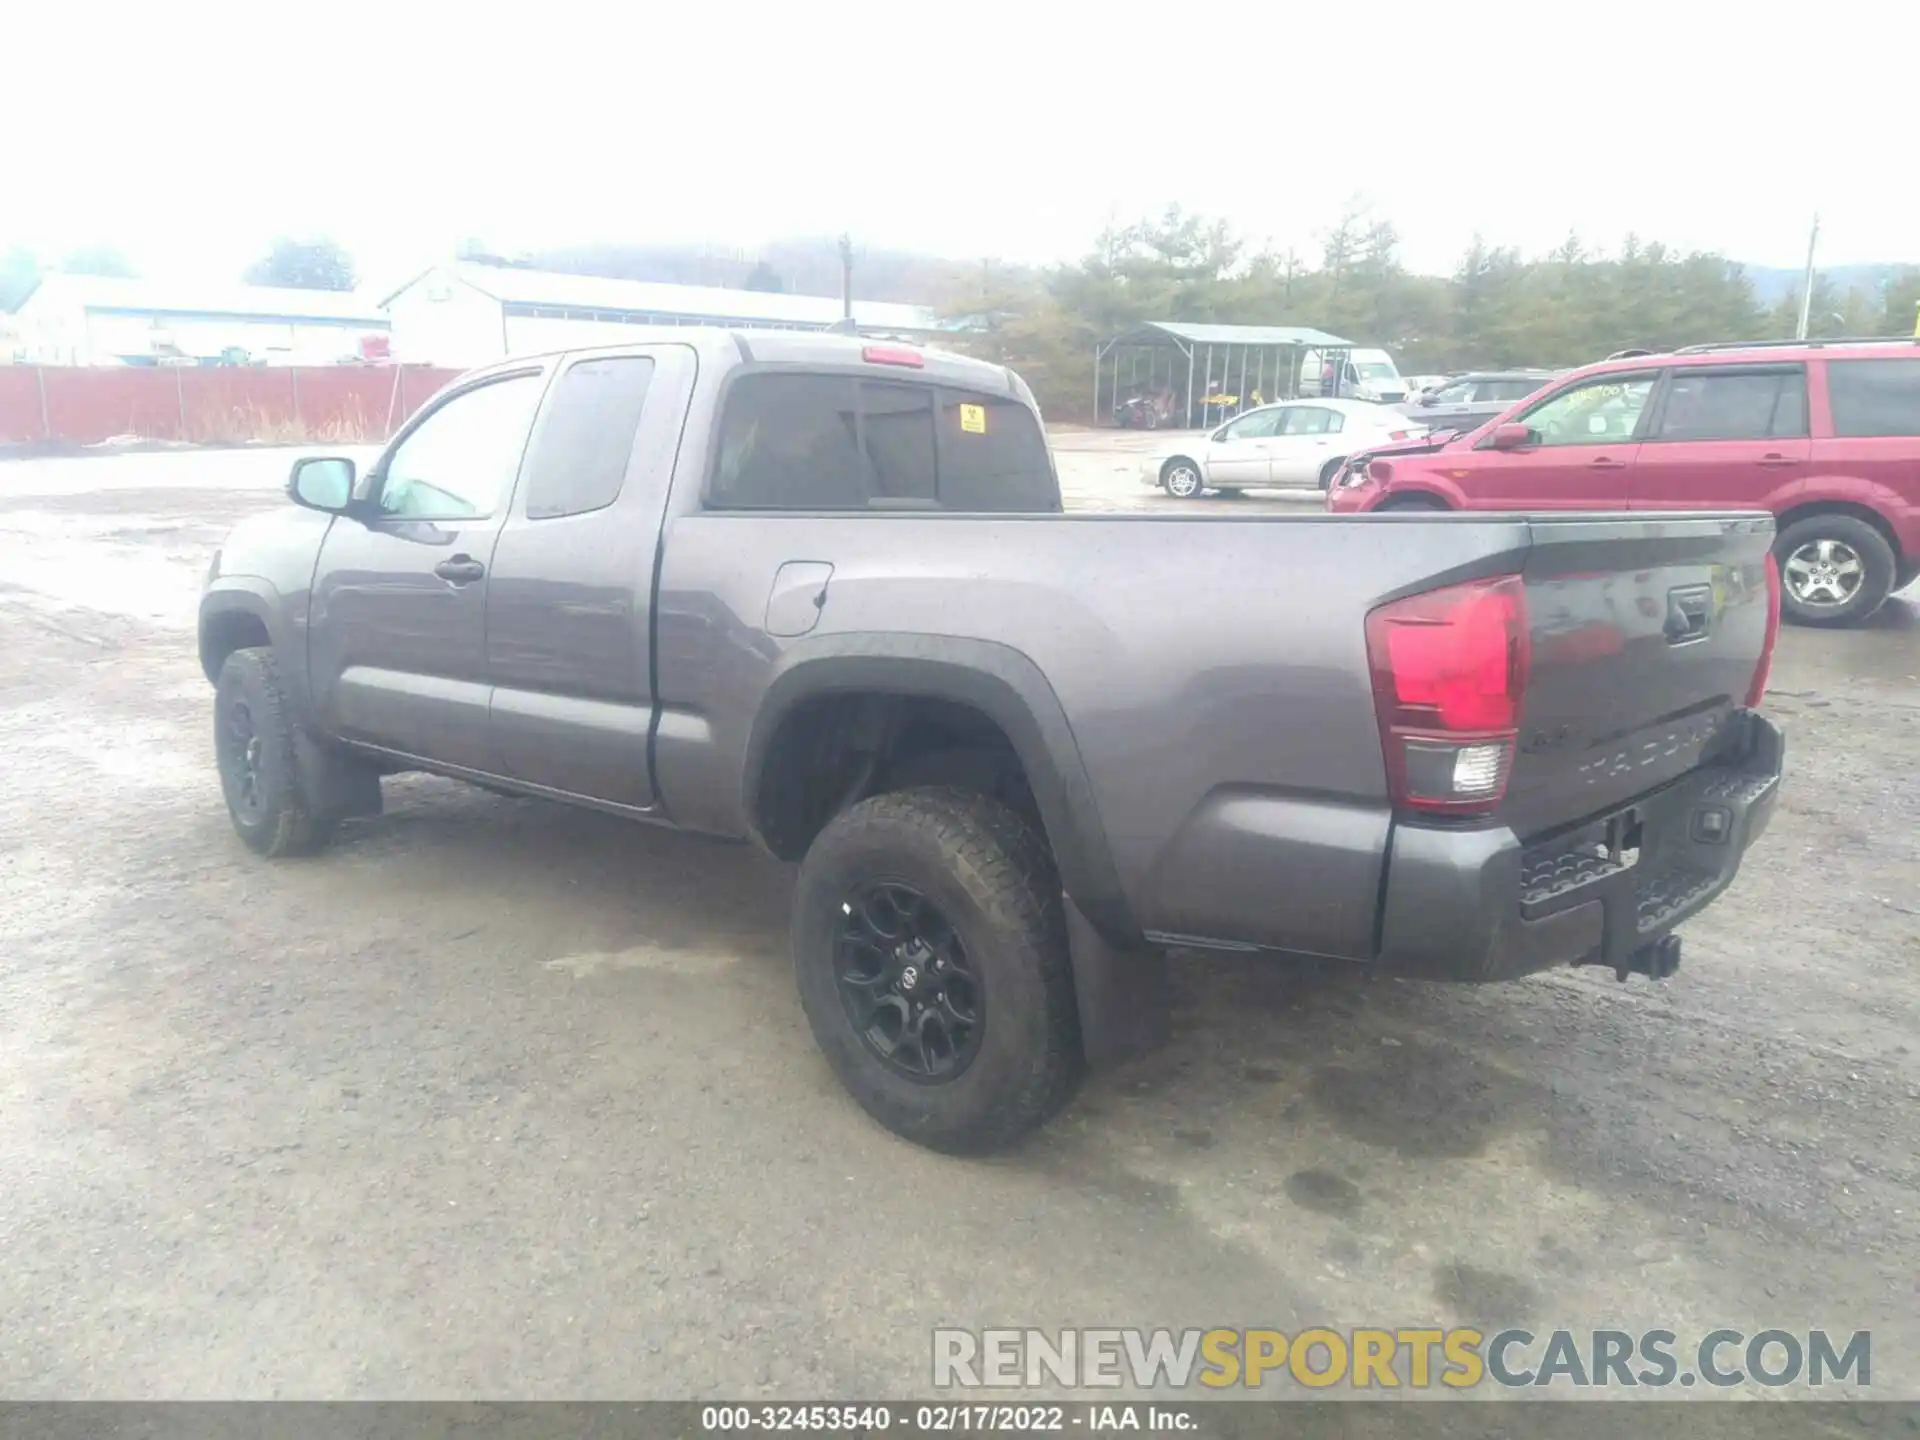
[959,403,987,434]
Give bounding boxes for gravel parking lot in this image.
[2,433,1916,1402]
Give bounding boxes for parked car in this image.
[200,331,1784,1153]
[1299,347,1409,402]
[1142,398,1427,497]
[1394,370,1559,435]
[1401,373,1451,401]
[1328,338,1920,626]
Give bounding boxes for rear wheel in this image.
[1318,456,1347,490]
[1160,458,1204,498]
[792,787,1082,1153]
[1376,493,1448,512]
[1775,514,1896,627]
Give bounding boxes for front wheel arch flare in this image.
[1376,491,1451,512]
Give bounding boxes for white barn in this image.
[12,275,388,366]
[383,262,941,367]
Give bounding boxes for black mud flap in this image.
[1064,896,1170,1068]
[295,731,383,820]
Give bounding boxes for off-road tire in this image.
[1774,514,1897,628]
[792,786,1083,1153]
[214,647,335,857]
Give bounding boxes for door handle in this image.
[1757,453,1798,468]
[433,556,486,584]
[1664,585,1714,644]
[1588,457,1628,470]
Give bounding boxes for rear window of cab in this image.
[709,373,1058,513]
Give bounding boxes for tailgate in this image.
[1501,514,1775,840]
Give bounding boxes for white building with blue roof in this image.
[382,262,941,366]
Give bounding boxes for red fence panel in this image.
[0,365,464,449]
[290,367,402,442]
[398,365,456,422]
[0,368,44,443]
[41,366,190,444]
[178,368,298,444]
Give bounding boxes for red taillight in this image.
[1388,429,1416,441]
[1366,575,1530,815]
[862,344,924,368]
[1746,552,1781,707]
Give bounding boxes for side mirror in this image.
[288,455,357,513]
[1489,423,1534,451]
[1419,392,1438,406]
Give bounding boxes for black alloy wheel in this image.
[219,694,268,825]
[834,881,984,1082]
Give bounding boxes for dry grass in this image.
[180,400,388,446]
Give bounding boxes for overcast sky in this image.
[8,0,1913,294]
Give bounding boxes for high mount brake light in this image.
[1366,575,1530,815]
[1747,552,1781,707]
[862,345,924,368]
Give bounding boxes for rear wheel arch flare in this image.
[742,636,1140,945]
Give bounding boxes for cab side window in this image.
[1652,368,1807,442]
[379,373,546,520]
[1825,358,1920,437]
[1282,406,1342,435]
[1512,373,1656,447]
[520,357,655,518]
[1482,378,1545,403]
[1220,409,1283,441]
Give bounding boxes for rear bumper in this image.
[1375,710,1784,982]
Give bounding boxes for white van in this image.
[1298,347,1407,403]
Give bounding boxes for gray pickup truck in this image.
[199,332,1786,1152]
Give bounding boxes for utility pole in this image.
[1794,213,1820,340]
[838,233,854,323]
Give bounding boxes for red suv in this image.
[1328,340,1920,626]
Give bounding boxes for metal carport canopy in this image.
[1094,321,1356,428]
[1107,321,1353,349]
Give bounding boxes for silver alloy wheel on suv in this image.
[1162,460,1203,498]
[1783,537,1864,610]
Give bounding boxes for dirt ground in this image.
[1,435,1916,1402]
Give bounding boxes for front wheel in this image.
[1318,456,1347,490]
[792,787,1083,1153]
[1160,458,1204,498]
[214,647,335,857]
[1375,493,1448,512]
[1775,515,1896,627]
